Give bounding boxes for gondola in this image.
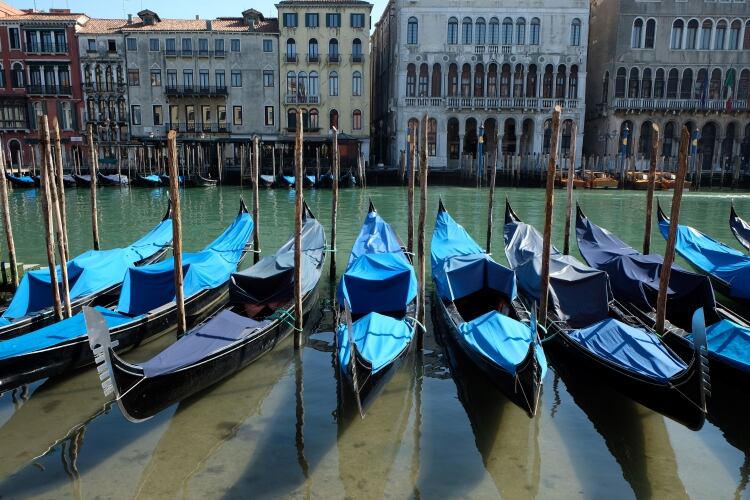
[339,171,357,187]
[280,175,295,188]
[318,172,335,188]
[97,172,129,186]
[33,174,78,187]
[577,204,750,391]
[5,173,36,188]
[86,203,325,422]
[159,174,184,185]
[657,201,750,305]
[73,174,91,186]
[730,202,750,252]
[304,175,316,188]
[0,201,173,341]
[187,173,218,187]
[133,174,163,187]
[431,200,546,416]
[336,201,417,413]
[259,174,275,188]
[504,200,709,430]
[0,200,253,392]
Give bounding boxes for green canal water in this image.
[0,184,749,499]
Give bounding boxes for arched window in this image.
[427,118,437,156]
[739,69,750,103]
[666,68,679,98]
[0,65,4,88]
[645,19,656,48]
[686,20,699,49]
[447,17,458,45]
[632,18,643,48]
[700,20,712,50]
[500,63,511,97]
[488,63,498,96]
[287,70,296,96]
[709,68,722,99]
[474,63,485,97]
[286,38,296,61]
[530,18,540,45]
[543,64,554,98]
[461,63,471,96]
[671,20,684,49]
[729,20,741,50]
[406,63,416,97]
[695,68,708,99]
[407,17,418,44]
[309,71,319,96]
[352,38,362,58]
[571,18,581,46]
[11,63,23,87]
[448,63,458,96]
[628,68,639,98]
[715,20,727,50]
[502,17,513,45]
[489,18,500,45]
[287,108,297,129]
[328,38,339,57]
[352,109,362,130]
[431,64,442,97]
[475,18,486,45]
[568,65,578,99]
[745,20,750,50]
[663,122,676,157]
[408,118,419,145]
[615,67,626,98]
[418,63,428,96]
[602,70,609,103]
[309,108,319,129]
[514,64,524,97]
[556,65,567,98]
[641,68,652,98]
[298,71,308,96]
[680,68,693,99]
[329,109,338,129]
[462,17,473,44]
[308,38,318,60]
[352,71,362,96]
[329,71,338,96]
[543,119,552,154]
[516,18,526,45]
[654,68,665,98]
[723,68,736,99]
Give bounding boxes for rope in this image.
[249,248,262,254]
[324,245,337,253]
[268,307,302,332]
[405,315,426,333]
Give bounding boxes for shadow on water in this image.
[707,386,750,498]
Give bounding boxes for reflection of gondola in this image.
[730,202,750,252]
[707,383,750,495]
[439,327,541,499]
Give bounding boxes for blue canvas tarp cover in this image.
[686,320,750,373]
[432,209,516,301]
[141,309,271,377]
[2,213,173,321]
[141,174,162,183]
[282,176,295,186]
[567,318,687,381]
[7,174,35,185]
[504,219,610,328]
[337,312,413,374]
[659,215,750,300]
[306,175,316,185]
[117,211,253,316]
[577,212,715,325]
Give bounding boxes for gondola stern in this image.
[162,198,173,221]
[656,199,669,224]
[438,197,446,214]
[302,200,316,220]
[238,197,249,215]
[504,198,521,224]
[690,307,710,413]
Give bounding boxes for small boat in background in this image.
[730,202,750,252]
[5,174,36,188]
[340,171,357,187]
[280,175,296,188]
[554,171,585,189]
[304,175,316,188]
[625,170,651,190]
[97,172,129,186]
[259,174,275,187]
[658,171,689,190]
[584,171,618,189]
[73,174,92,186]
[187,174,217,187]
[134,174,163,187]
[318,172,335,188]
[62,174,77,187]
[87,203,325,421]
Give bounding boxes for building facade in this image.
[276,0,372,170]
[371,0,589,169]
[0,10,87,170]
[584,0,750,170]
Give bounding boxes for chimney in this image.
[127,14,132,24]
[195,15,199,20]
[207,19,213,30]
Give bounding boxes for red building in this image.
[0,9,88,171]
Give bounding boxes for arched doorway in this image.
[700,122,718,170]
[520,119,534,155]
[447,117,459,164]
[619,120,633,157]
[464,118,478,158]
[561,119,574,158]
[7,139,22,171]
[502,118,516,155]
[639,121,653,159]
[483,118,497,152]
[722,122,737,168]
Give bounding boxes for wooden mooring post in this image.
[252,136,261,264]
[563,122,577,255]
[643,123,660,255]
[407,127,416,255]
[87,123,100,250]
[0,143,18,288]
[416,114,429,347]
[53,119,69,258]
[539,106,562,327]
[294,109,304,348]
[39,116,63,321]
[486,136,498,254]
[166,130,187,335]
[330,127,339,282]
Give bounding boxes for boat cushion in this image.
[337,312,413,374]
[459,310,547,378]
[688,320,750,373]
[141,309,271,377]
[566,318,687,382]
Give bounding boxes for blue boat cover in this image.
[458,310,548,377]
[504,218,610,328]
[2,213,173,321]
[0,306,134,360]
[6,174,35,186]
[658,215,750,300]
[337,312,413,374]
[432,209,515,301]
[686,320,750,373]
[306,175,316,185]
[567,318,687,381]
[577,212,716,328]
[140,174,162,184]
[117,211,253,316]
[141,309,272,377]
[282,175,295,186]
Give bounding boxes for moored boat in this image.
[97,172,129,186]
[187,173,218,187]
[730,202,750,252]
[584,171,618,189]
[431,200,546,415]
[625,170,652,190]
[5,173,36,188]
[73,174,92,186]
[280,175,296,187]
[133,174,163,187]
[259,174,276,187]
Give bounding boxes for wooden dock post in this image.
[539,106,561,327]
[166,130,186,335]
[330,127,339,282]
[87,124,100,250]
[294,109,304,348]
[407,126,416,255]
[39,116,63,321]
[655,126,690,335]
[399,149,405,184]
[252,136,261,264]
[563,122,577,255]
[486,135,498,253]
[416,114,429,347]
[0,143,18,288]
[216,142,222,184]
[316,147,321,185]
[52,119,69,258]
[643,123,660,255]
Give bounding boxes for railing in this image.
[165,122,231,133]
[475,46,485,54]
[164,85,228,97]
[328,54,340,63]
[198,49,210,57]
[351,54,364,63]
[181,49,193,57]
[501,45,511,54]
[286,54,298,63]
[26,84,72,95]
[307,54,319,63]
[441,96,579,110]
[26,42,67,54]
[0,120,28,129]
[85,112,129,124]
[488,45,499,54]
[285,95,321,104]
[165,48,177,56]
[612,97,748,111]
[83,82,127,94]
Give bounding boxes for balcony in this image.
[165,48,177,57]
[328,54,340,64]
[26,84,72,95]
[351,54,364,63]
[215,49,226,57]
[404,97,444,107]
[285,95,321,104]
[198,49,210,57]
[165,122,231,134]
[181,49,193,57]
[439,96,578,111]
[26,42,67,54]
[83,82,127,94]
[307,54,319,63]
[286,54,298,63]
[164,85,228,97]
[611,97,748,112]
[0,120,28,130]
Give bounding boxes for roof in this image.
[0,1,23,17]
[276,0,372,7]
[0,9,88,23]
[79,18,132,34]
[121,16,278,32]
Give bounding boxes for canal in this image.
[0,185,748,499]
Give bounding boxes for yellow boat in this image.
[658,171,690,190]
[625,171,651,190]
[584,171,619,189]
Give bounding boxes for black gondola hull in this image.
[188,174,218,187]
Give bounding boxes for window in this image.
[309,38,319,60]
[351,13,365,28]
[329,38,339,57]
[286,38,297,61]
[309,109,319,129]
[306,13,319,27]
[283,13,298,28]
[298,71,308,96]
[201,105,211,128]
[215,70,225,88]
[287,71,297,95]
[231,39,240,52]
[447,17,458,45]
[516,18,526,45]
[671,20,684,49]
[186,105,195,128]
[352,109,362,130]
[183,69,193,88]
[729,20,741,49]
[530,18,540,45]
[131,105,141,125]
[218,106,227,129]
[87,39,96,52]
[745,20,750,49]
[107,39,116,53]
[127,38,137,51]
[199,69,209,89]
[149,38,159,51]
[352,38,362,58]
[182,38,192,54]
[329,71,338,95]
[166,38,176,54]
[353,71,362,96]
[263,70,274,87]
[462,17,472,44]
[700,20,711,49]
[714,20,727,49]
[309,71,319,95]
[407,17,418,44]
[419,63,429,96]
[476,18,486,45]
[641,68,652,98]
[263,39,272,52]
[686,20,698,49]
[326,13,341,28]
[9,28,19,49]
[329,109,338,129]
[680,68,693,98]
[150,69,161,86]
[167,70,177,87]
[169,105,179,125]
[231,70,242,87]
[570,18,581,46]
[654,69,665,98]
[489,18,500,45]
[128,69,140,86]
[628,68,639,97]
[502,17,512,45]
[265,106,274,126]
[667,68,679,98]
[233,106,242,125]
[645,19,656,48]
[215,39,225,55]
[632,18,643,48]
[153,105,162,126]
[615,67,626,97]
[198,38,209,55]
[428,118,437,156]
[407,64,416,96]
